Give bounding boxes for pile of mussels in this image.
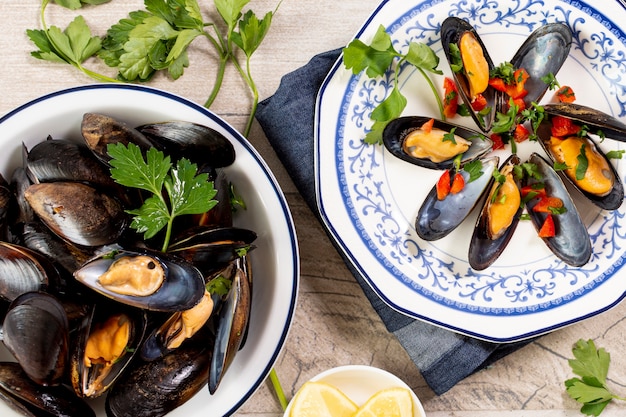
[383,17,626,270]
[0,113,256,416]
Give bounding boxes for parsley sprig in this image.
[343,25,444,144]
[566,339,626,416]
[107,142,218,252]
[27,0,278,137]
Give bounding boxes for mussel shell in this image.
[69,302,147,398]
[382,116,493,170]
[416,156,499,241]
[524,153,592,266]
[136,121,236,169]
[0,242,59,302]
[24,181,129,247]
[209,264,251,394]
[537,114,624,210]
[509,23,572,108]
[441,17,496,132]
[544,103,626,142]
[81,113,154,165]
[468,155,523,270]
[23,138,116,189]
[73,249,206,312]
[105,342,212,417]
[0,362,95,417]
[2,292,69,386]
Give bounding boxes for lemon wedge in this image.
[353,387,414,417]
[289,381,358,417]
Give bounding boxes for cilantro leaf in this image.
[364,86,407,144]
[343,25,398,78]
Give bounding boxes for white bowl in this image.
[284,365,426,417]
[0,84,299,417]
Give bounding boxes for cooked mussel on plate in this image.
[0,112,257,416]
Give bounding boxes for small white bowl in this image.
[284,365,426,416]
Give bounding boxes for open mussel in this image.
[416,156,499,241]
[524,153,592,266]
[73,248,206,312]
[69,302,147,398]
[543,103,626,142]
[509,23,572,108]
[537,106,624,210]
[2,292,69,387]
[0,362,95,417]
[382,116,493,170]
[441,16,496,132]
[469,155,524,270]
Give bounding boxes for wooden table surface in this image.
[2,1,626,416]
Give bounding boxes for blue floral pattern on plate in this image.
[316,0,626,341]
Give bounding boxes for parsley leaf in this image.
[343,24,444,144]
[53,0,110,10]
[108,142,218,251]
[576,144,589,181]
[606,149,625,159]
[565,339,626,416]
[541,72,560,90]
[443,128,458,145]
[463,160,484,182]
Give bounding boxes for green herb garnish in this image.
[490,61,516,84]
[541,72,560,90]
[565,339,626,416]
[576,143,589,181]
[606,149,625,159]
[448,42,463,73]
[463,159,484,183]
[343,24,444,144]
[107,142,218,252]
[443,128,458,145]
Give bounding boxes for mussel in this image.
[524,153,592,266]
[2,292,69,386]
[73,249,206,312]
[441,16,496,131]
[416,156,499,241]
[537,105,624,210]
[382,116,493,170]
[468,155,524,270]
[0,362,95,417]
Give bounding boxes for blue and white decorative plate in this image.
[315,0,626,342]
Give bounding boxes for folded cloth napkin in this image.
[256,48,533,395]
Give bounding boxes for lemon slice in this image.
[289,381,358,417]
[353,387,414,417]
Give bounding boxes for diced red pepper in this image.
[532,196,564,213]
[420,118,435,134]
[521,185,546,200]
[437,170,451,200]
[490,133,505,150]
[488,77,507,92]
[538,214,556,238]
[551,115,581,137]
[450,172,465,194]
[507,68,530,99]
[443,77,459,119]
[512,97,526,113]
[513,123,530,143]
[556,85,576,103]
[471,93,487,111]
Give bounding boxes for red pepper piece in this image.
[471,93,487,111]
[450,172,465,194]
[443,77,459,119]
[436,170,451,200]
[420,118,435,134]
[521,185,546,200]
[513,123,530,143]
[538,214,556,238]
[556,85,576,103]
[490,133,505,150]
[551,115,581,137]
[488,77,507,92]
[532,196,564,213]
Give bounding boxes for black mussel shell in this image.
[509,23,572,108]
[136,121,236,169]
[441,17,497,132]
[2,292,69,386]
[537,112,624,210]
[468,154,523,270]
[544,103,626,142]
[524,153,592,266]
[0,362,96,417]
[416,156,499,241]
[382,116,493,170]
[73,249,206,312]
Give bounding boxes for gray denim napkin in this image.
[256,48,533,395]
